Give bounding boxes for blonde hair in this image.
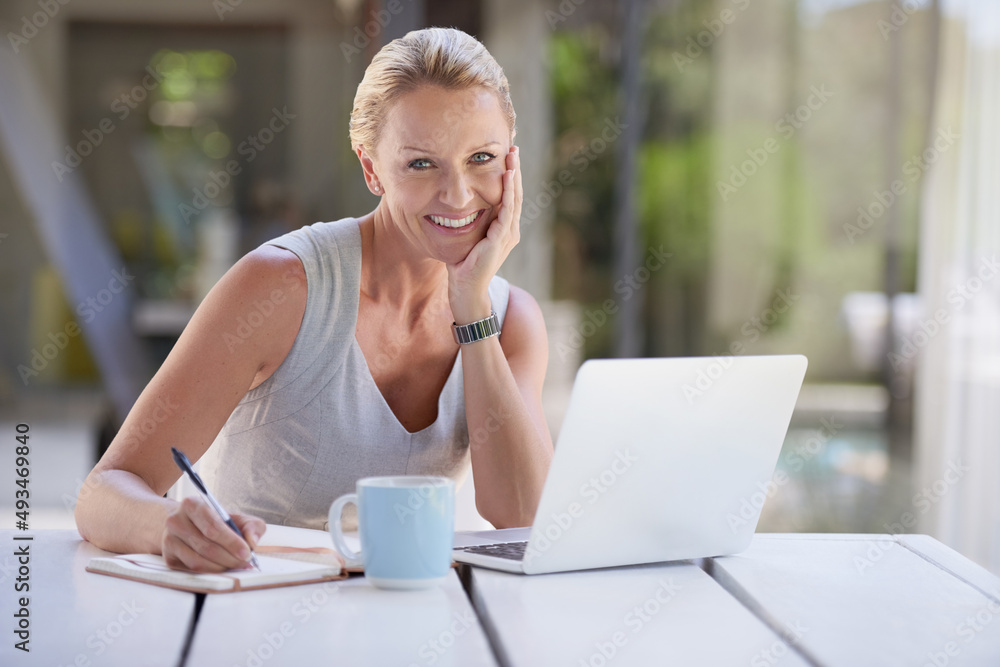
[349,27,516,154]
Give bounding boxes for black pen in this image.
[170,447,261,571]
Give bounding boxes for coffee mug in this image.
[328,476,455,590]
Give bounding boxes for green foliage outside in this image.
[549,5,715,359]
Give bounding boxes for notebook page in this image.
[87,553,341,591]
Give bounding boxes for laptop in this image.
[452,354,808,574]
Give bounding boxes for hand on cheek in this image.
[447,145,521,322]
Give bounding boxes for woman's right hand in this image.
[162,496,266,572]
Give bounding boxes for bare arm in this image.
[75,245,306,570]
[463,285,554,528]
[444,146,552,527]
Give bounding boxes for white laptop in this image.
[452,354,807,574]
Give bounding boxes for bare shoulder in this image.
[211,244,308,383]
[190,244,307,354]
[233,244,307,294]
[499,285,548,387]
[92,244,308,485]
[501,285,546,340]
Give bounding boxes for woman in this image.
[75,27,553,573]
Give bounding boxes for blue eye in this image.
[407,153,496,169]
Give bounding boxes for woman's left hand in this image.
[447,145,522,323]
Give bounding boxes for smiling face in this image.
[360,85,512,265]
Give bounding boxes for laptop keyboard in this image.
[456,541,528,561]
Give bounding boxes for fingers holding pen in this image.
[162,496,254,571]
[163,532,230,573]
[231,512,266,550]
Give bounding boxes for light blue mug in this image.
[328,476,455,590]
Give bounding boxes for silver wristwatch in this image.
[453,311,501,345]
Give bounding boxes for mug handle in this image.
[328,493,363,567]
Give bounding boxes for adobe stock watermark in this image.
[844,126,959,244]
[877,0,923,40]
[179,106,296,223]
[359,292,452,374]
[7,0,72,55]
[545,0,588,29]
[717,84,834,202]
[17,267,135,385]
[855,458,971,574]
[68,395,179,513]
[51,67,165,182]
[736,288,798,345]
[233,580,343,667]
[66,401,180,510]
[65,474,101,513]
[0,554,19,586]
[404,111,618,235]
[727,417,843,533]
[116,395,181,453]
[749,620,808,667]
[468,404,512,453]
[290,579,341,624]
[524,447,638,567]
[236,620,296,667]
[682,287,800,404]
[917,597,1000,667]
[54,600,144,664]
[556,245,672,361]
[578,578,682,667]
[673,0,752,72]
[408,610,477,667]
[394,482,452,524]
[221,269,302,352]
[521,116,628,229]
[213,0,247,21]
[888,255,998,372]
[340,0,416,63]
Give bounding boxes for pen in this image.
[170,447,261,571]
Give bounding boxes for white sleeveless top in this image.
[197,218,511,531]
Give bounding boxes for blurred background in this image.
[0,0,997,573]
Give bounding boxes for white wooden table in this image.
[0,529,195,667]
[710,534,1000,666]
[5,529,998,666]
[460,531,1000,666]
[186,525,498,667]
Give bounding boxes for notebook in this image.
[86,546,347,593]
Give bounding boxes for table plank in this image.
[0,530,196,667]
[467,560,812,666]
[710,533,1000,667]
[188,570,497,666]
[896,534,1000,604]
[189,524,496,665]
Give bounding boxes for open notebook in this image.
[86,546,347,593]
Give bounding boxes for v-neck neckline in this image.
[350,337,461,436]
[348,220,462,436]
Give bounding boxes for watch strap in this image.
[453,311,501,345]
